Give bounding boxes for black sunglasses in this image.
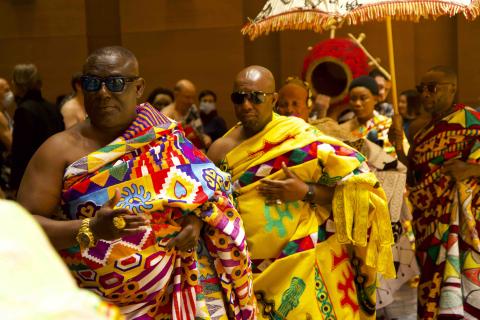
[230,91,274,105]
[81,75,139,93]
[416,82,452,94]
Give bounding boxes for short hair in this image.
[83,46,138,74]
[427,65,457,83]
[12,64,41,91]
[198,89,216,102]
[147,87,174,104]
[368,68,389,81]
[71,72,82,92]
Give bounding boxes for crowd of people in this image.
[1,45,479,320]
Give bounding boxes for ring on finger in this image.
[113,216,126,230]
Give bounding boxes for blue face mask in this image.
[199,101,216,114]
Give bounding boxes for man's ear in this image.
[136,77,145,98]
[271,92,278,106]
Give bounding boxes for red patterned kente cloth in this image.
[59,103,255,320]
[408,105,480,319]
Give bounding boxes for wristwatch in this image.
[76,218,96,249]
[302,183,315,203]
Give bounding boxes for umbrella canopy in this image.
[242,0,480,40]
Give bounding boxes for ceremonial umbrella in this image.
[242,0,480,115]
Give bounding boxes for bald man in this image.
[17,46,255,319]
[208,65,395,319]
[162,79,211,149]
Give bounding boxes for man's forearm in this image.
[34,215,82,250]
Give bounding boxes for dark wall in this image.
[1,0,479,126]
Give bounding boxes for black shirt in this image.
[10,90,64,190]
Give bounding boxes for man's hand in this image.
[441,159,480,181]
[388,114,404,151]
[258,162,308,203]
[166,215,204,252]
[90,189,149,241]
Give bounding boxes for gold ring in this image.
[113,216,126,230]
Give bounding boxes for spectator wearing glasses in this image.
[10,63,64,194]
[208,65,395,319]
[16,46,255,319]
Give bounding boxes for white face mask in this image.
[2,91,14,109]
[199,101,216,114]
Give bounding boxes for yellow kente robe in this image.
[220,114,395,319]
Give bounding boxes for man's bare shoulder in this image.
[207,125,242,165]
[61,98,82,113]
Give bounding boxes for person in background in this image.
[397,89,422,142]
[10,63,64,194]
[198,89,227,142]
[369,68,393,118]
[275,76,312,121]
[60,72,86,129]
[0,78,14,197]
[162,80,212,150]
[146,87,174,111]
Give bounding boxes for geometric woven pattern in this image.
[59,104,255,320]
[408,106,480,319]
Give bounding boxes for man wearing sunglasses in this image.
[397,66,480,319]
[16,46,255,319]
[208,65,395,319]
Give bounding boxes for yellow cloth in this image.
[221,114,395,319]
[0,200,122,320]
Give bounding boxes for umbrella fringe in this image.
[242,1,480,40]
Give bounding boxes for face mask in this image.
[2,91,14,108]
[199,101,216,114]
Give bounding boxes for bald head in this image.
[173,79,196,114]
[232,65,278,137]
[174,79,196,93]
[234,65,275,93]
[83,46,139,76]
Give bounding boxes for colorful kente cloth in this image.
[408,106,480,319]
[220,114,395,319]
[340,111,407,157]
[60,104,255,320]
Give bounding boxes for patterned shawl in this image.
[59,103,255,320]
